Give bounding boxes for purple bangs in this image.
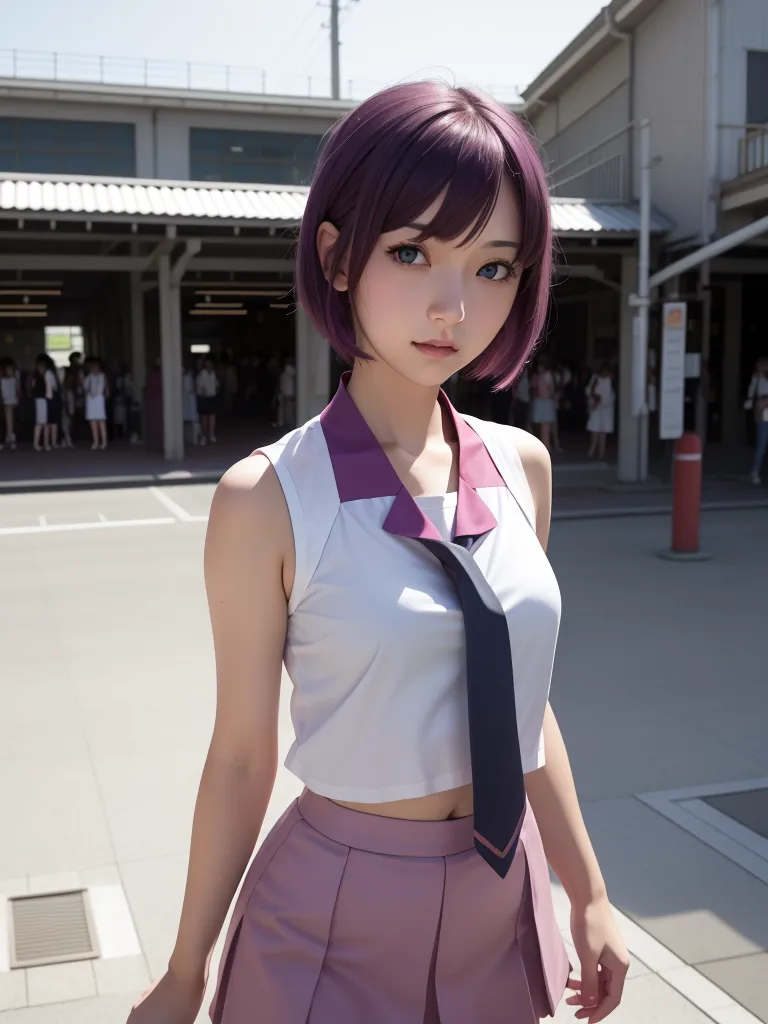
[296,81,552,389]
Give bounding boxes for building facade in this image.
[523,0,768,470]
[0,64,669,465]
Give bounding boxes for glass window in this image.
[0,117,135,176]
[747,52,768,124]
[190,127,322,185]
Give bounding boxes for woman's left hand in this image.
[565,895,631,1022]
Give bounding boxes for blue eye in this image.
[478,262,512,281]
[392,246,423,265]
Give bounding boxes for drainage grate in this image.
[8,889,100,969]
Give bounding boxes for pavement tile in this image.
[699,953,768,1023]
[25,962,96,1006]
[0,972,26,1012]
[580,797,768,963]
[92,955,150,997]
[0,992,137,1023]
[553,971,717,1022]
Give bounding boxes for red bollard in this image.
[659,432,712,561]
[672,433,702,553]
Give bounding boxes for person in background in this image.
[277,356,297,429]
[196,356,219,445]
[512,365,531,431]
[31,356,53,451]
[183,364,201,445]
[746,356,768,485]
[84,357,109,450]
[0,359,20,451]
[64,352,85,443]
[551,362,568,453]
[530,355,557,451]
[586,362,616,461]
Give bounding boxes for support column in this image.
[129,271,146,397]
[585,297,596,369]
[617,255,639,481]
[721,279,744,444]
[158,253,184,460]
[295,305,330,423]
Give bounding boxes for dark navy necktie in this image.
[417,537,526,879]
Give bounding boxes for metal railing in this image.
[718,123,768,182]
[545,123,633,201]
[0,48,522,105]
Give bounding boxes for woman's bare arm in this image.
[516,430,629,1020]
[166,454,294,985]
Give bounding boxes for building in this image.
[522,0,768,477]
[1,58,670,462]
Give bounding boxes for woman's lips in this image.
[411,341,458,359]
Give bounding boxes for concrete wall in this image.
[632,0,709,241]
[0,96,337,182]
[528,42,631,199]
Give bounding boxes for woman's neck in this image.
[346,361,447,456]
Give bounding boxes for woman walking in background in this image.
[530,355,557,451]
[84,358,109,450]
[586,363,616,461]
[746,357,768,484]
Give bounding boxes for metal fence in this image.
[717,123,768,181]
[0,48,522,105]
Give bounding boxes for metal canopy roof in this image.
[0,172,671,237]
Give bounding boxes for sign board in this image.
[659,302,687,439]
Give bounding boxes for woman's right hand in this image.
[126,968,206,1024]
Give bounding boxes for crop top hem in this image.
[286,751,547,803]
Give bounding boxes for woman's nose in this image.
[427,274,466,326]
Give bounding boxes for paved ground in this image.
[0,486,766,1023]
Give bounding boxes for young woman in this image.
[746,357,768,484]
[196,357,220,445]
[0,359,20,450]
[127,82,629,1024]
[530,356,557,451]
[84,358,109,450]
[31,355,58,451]
[586,363,616,461]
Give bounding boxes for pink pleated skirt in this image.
[209,790,570,1024]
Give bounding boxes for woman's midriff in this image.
[327,783,474,821]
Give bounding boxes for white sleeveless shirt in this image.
[257,379,561,803]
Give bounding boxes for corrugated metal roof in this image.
[550,198,672,235]
[0,173,671,235]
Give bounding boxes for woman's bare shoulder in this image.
[208,453,293,552]
[507,427,552,548]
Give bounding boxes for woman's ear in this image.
[316,221,349,293]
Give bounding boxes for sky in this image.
[3,0,607,102]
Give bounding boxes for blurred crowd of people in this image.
[0,349,299,454]
[447,355,618,459]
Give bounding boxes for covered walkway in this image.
[0,170,672,464]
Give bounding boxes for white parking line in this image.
[148,486,208,523]
[0,517,176,537]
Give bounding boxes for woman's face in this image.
[323,177,524,388]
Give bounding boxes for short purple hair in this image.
[296,81,552,389]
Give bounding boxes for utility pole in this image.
[330,0,340,99]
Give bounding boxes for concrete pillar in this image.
[295,305,330,423]
[617,254,639,481]
[129,271,146,395]
[721,280,744,444]
[158,253,184,460]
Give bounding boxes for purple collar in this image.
[319,372,503,543]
